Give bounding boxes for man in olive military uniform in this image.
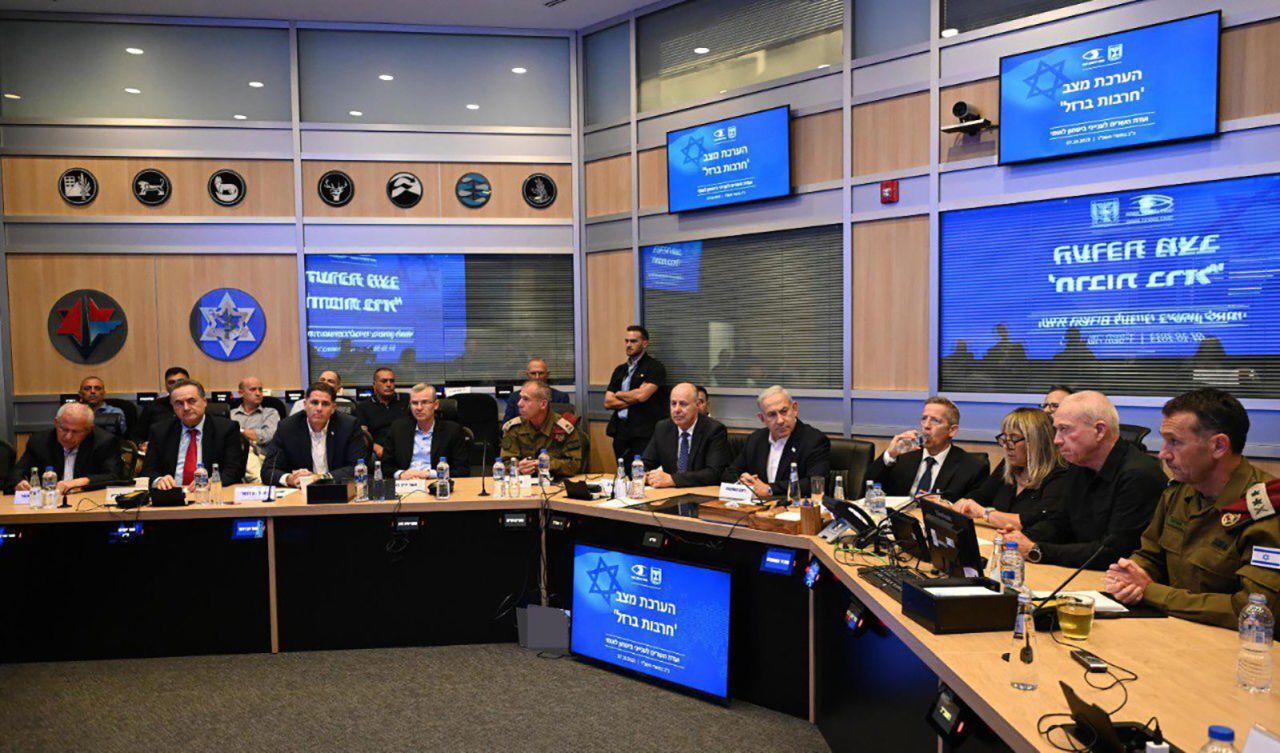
[1106,388,1279,629]
[500,380,584,478]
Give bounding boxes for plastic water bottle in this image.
[507,458,520,498]
[41,466,58,506]
[1000,540,1025,591]
[354,458,368,502]
[537,449,552,487]
[192,463,209,505]
[436,459,450,500]
[614,458,627,500]
[869,482,887,521]
[492,458,506,499]
[1197,726,1240,753]
[832,475,845,501]
[988,531,1006,580]
[372,460,385,501]
[28,468,43,509]
[1237,593,1274,693]
[210,463,224,505]
[1010,591,1038,691]
[786,463,800,504]
[629,455,645,499]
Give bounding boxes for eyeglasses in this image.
[995,433,1026,448]
[1040,402,1060,412]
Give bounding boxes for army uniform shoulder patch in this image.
[1221,479,1280,531]
[555,416,576,435]
[502,417,522,432]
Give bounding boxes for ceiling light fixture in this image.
[941,28,959,38]
[693,47,710,55]
[379,74,394,81]
[349,110,363,116]
[817,64,831,70]
[233,114,247,120]
[511,67,527,74]
[3,93,21,100]
[249,81,264,88]
[125,47,144,55]
[124,87,141,94]
[466,103,480,110]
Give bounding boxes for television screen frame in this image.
[997,11,1221,166]
[665,104,793,214]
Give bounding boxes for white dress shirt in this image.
[881,443,952,493]
[766,431,790,483]
[309,422,329,476]
[62,446,78,481]
[174,417,206,483]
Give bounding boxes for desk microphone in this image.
[477,441,489,497]
[1033,542,1109,615]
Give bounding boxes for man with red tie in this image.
[142,379,247,490]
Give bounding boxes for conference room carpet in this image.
[0,643,830,753]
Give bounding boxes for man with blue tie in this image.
[142,379,247,490]
[866,396,989,501]
[382,384,470,479]
[642,383,731,488]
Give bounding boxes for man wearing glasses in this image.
[867,396,989,501]
[1041,384,1074,415]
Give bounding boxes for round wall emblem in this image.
[455,172,492,209]
[132,168,171,206]
[58,168,98,206]
[189,288,265,361]
[318,170,355,207]
[208,169,247,207]
[47,289,128,364]
[521,173,557,209]
[386,171,423,209]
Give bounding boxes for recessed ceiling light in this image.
[249,81,264,88]
[941,28,959,38]
[379,74,394,81]
[233,114,247,120]
[511,67,527,74]
[349,110,363,117]
[693,47,710,55]
[3,93,20,100]
[817,64,831,70]
[124,87,141,94]
[718,89,727,94]
[125,47,144,55]
[466,103,480,110]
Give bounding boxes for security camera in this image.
[952,101,981,122]
[941,100,994,136]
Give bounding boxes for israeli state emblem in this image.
[189,288,265,361]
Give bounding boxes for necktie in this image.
[182,428,199,485]
[677,431,690,473]
[917,456,936,494]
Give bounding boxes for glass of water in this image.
[809,476,825,507]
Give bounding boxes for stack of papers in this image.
[1031,590,1128,614]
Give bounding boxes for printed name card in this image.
[13,490,31,506]
[719,482,754,503]
[395,479,428,496]
[234,486,274,503]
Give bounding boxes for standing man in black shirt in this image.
[604,325,667,463]
[1003,390,1166,569]
[354,367,410,459]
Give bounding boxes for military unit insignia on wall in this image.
[455,172,492,208]
[48,289,128,364]
[318,170,355,207]
[132,169,172,206]
[57,168,98,206]
[522,173,557,209]
[208,169,247,207]
[190,288,265,361]
[386,172,423,209]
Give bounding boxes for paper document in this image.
[596,499,627,509]
[775,510,802,522]
[1031,590,1128,614]
[923,586,999,598]
[853,496,914,512]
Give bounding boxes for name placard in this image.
[395,479,427,496]
[13,490,31,506]
[719,482,754,503]
[234,486,274,503]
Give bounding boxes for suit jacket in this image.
[641,416,732,488]
[262,412,366,486]
[381,417,471,478]
[141,414,247,485]
[6,428,124,492]
[866,443,989,502]
[723,420,831,497]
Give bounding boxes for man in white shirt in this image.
[263,382,366,487]
[722,385,830,499]
[381,384,471,480]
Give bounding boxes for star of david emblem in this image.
[586,556,620,606]
[681,136,706,166]
[200,291,257,358]
[1024,59,1071,101]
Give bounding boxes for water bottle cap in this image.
[196,462,204,468]
[1005,540,1019,549]
[44,466,54,471]
[1208,726,1234,742]
[359,458,366,463]
[1248,592,1266,604]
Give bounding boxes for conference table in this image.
[0,479,1274,753]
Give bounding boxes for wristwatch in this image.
[1026,544,1043,563]
[982,507,996,523]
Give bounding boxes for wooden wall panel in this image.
[301,161,443,218]
[2,157,294,217]
[7,254,160,394]
[437,163,573,221]
[852,216,929,390]
[852,92,930,176]
[1221,19,1280,121]
[155,255,300,391]
[586,249,635,385]
[637,148,666,212]
[938,78,999,163]
[588,421,615,474]
[585,154,632,218]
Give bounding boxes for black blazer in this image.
[262,412,366,486]
[381,417,471,478]
[723,419,831,497]
[641,417,732,488]
[866,443,989,502]
[605,352,668,440]
[6,428,123,492]
[141,414,247,485]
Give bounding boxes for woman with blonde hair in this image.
[952,407,1066,531]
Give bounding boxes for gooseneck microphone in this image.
[478,440,489,497]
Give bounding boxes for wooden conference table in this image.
[0,479,1274,753]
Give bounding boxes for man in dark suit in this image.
[263,382,366,487]
[7,403,123,494]
[867,396,989,501]
[142,379,247,489]
[382,384,470,479]
[133,366,188,445]
[605,325,668,462]
[642,382,732,488]
[723,385,830,499]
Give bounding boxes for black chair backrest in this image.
[93,410,125,436]
[451,393,500,469]
[0,439,16,483]
[829,438,876,499]
[104,397,139,430]
[1118,423,1151,450]
[437,398,460,422]
[727,432,749,463]
[205,403,231,418]
[262,396,289,421]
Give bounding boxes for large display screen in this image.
[571,543,731,699]
[666,105,791,213]
[940,174,1280,398]
[999,12,1219,164]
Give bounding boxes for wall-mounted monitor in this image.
[570,543,731,700]
[666,105,791,213]
[999,12,1220,165]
